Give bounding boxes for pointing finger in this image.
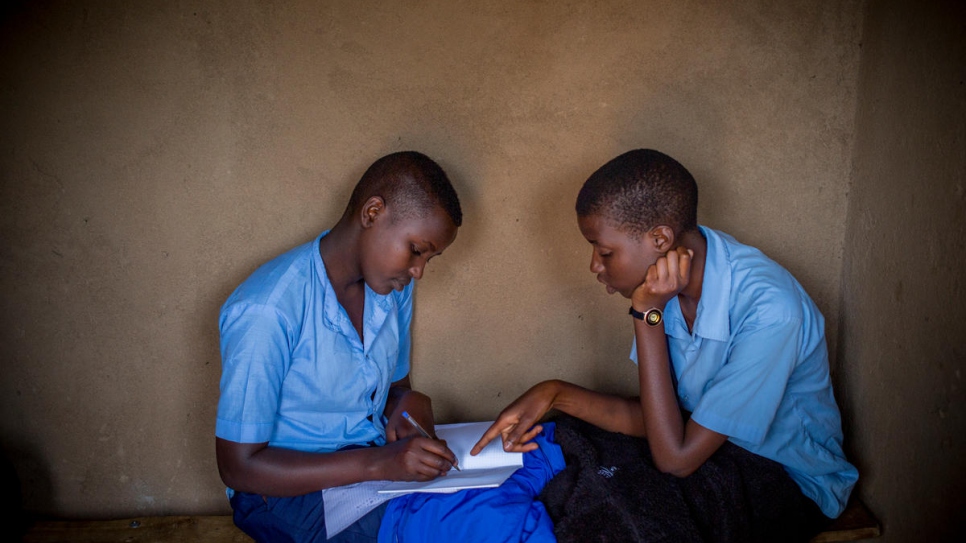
[471,420,506,455]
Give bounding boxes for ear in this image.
[359,196,386,228]
[648,225,676,253]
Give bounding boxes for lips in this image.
[597,275,617,294]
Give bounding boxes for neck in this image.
[318,217,365,294]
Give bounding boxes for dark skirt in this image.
[539,414,829,543]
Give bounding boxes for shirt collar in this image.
[692,225,731,342]
[314,230,394,348]
[664,226,731,342]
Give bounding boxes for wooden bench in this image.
[22,499,881,542]
[811,499,882,542]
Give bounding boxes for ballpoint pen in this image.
[401,410,461,471]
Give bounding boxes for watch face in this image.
[645,309,662,326]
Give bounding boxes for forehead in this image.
[389,206,458,247]
[577,213,638,245]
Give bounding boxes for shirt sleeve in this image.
[391,283,413,382]
[690,316,802,445]
[215,302,292,443]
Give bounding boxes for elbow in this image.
[653,457,699,478]
[219,470,237,490]
[216,453,241,489]
[215,437,260,491]
[658,465,697,478]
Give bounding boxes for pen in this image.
[401,411,461,471]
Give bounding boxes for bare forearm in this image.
[634,321,726,476]
[382,377,437,442]
[548,380,647,437]
[216,438,378,496]
[634,322,686,462]
[383,376,413,419]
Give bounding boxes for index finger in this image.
[675,246,692,283]
[418,436,459,468]
[470,420,506,455]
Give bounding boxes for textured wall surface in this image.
[840,0,966,541]
[0,1,862,518]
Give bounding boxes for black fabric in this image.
[538,414,827,543]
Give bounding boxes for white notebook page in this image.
[323,420,523,536]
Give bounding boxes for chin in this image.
[611,286,633,298]
[365,280,394,296]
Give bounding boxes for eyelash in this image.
[411,245,422,257]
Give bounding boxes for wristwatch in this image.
[629,306,663,327]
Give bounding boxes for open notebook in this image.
[377,420,523,494]
[322,420,523,537]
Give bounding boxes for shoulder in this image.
[221,236,322,320]
[707,228,814,328]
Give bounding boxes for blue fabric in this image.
[216,230,413,452]
[630,226,857,518]
[231,489,387,543]
[378,423,565,543]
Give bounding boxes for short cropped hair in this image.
[575,149,697,238]
[346,151,463,227]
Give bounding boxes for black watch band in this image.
[629,306,663,327]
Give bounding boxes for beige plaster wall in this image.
[840,0,966,541]
[0,1,862,518]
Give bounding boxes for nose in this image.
[589,251,604,273]
[410,261,425,280]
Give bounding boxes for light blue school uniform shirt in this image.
[630,226,858,518]
[216,231,412,454]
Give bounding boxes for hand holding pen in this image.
[402,411,461,471]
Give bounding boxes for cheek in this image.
[362,239,397,277]
[604,255,627,276]
[613,257,647,286]
[383,243,412,272]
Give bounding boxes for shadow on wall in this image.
[2,440,50,534]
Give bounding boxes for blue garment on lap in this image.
[378,423,565,543]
